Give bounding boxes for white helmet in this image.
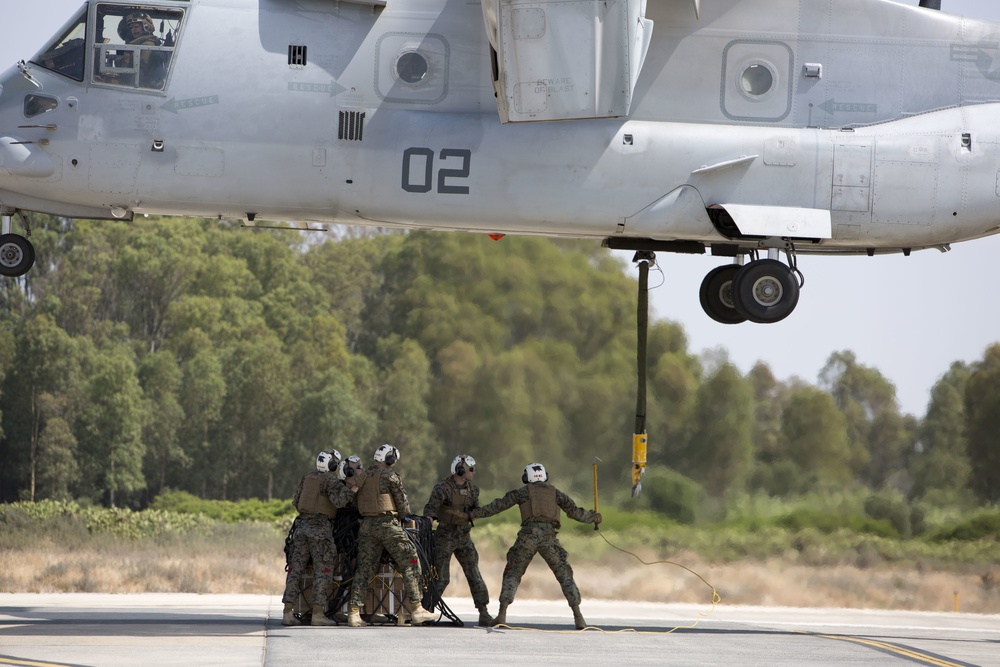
[522,462,548,484]
[316,449,341,472]
[338,455,363,480]
[373,444,400,466]
[451,454,476,476]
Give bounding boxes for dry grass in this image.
[3,532,998,614]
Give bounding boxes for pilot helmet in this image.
[522,462,548,484]
[316,449,341,473]
[338,455,363,480]
[451,454,476,476]
[373,444,400,466]
[118,12,156,41]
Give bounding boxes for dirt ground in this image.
[4,547,997,614]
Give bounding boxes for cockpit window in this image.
[24,94,60,119]
[92,4,184,91]
[31,8,88,81]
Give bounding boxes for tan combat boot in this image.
[571,603,587,630]
[477,605,494,626]
[347,606,364,627]
[281,602,302,626]
[396,608,410,626]
[310,603,336,626]
[408,603,436,625]
[491,602,508,627]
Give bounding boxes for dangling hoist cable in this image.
[631,251,654,498]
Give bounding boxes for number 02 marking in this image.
[402,148,471,194]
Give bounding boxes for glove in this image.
[594,512,602,524]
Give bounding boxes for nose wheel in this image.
[699,257,800,324]
[0,233,35,277]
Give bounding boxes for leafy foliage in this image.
[0,215,996,523]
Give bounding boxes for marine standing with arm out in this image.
[281,449,357,626]
[423,455,493,626]
[470,462,602,629]
[347,444,436,627]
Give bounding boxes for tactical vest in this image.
[519,483,560,524]
[296,473,336,518]
[438,481,472,525]
[357,467,398,517]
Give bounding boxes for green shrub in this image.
[0,500,213,540]
[149,489,295,523]
[640,468,705,524]
[927,508,1000,542]
[775,508,898,539]
[749,461,803,497]
[864,490,912,539]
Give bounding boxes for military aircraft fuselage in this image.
[3,0,1000,323]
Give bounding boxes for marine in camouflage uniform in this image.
[470,462,601,629]
[346,445,436,627]
[281,455,357,626]
[423,455,492,625]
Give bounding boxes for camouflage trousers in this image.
[281,514,337,608]
[348,514,423,609]
[499,521,580,606]
[433,525,490,608]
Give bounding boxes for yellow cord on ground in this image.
[486,531,721,635]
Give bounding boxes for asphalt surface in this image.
[0,594,997,667]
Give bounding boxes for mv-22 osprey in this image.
[2,0,1000,323]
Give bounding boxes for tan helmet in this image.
[118,12,155,41]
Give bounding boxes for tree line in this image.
[0,216,997,509]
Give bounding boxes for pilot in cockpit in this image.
[117,12,166,88]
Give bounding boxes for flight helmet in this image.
[374,444,400,466]
[316,449,341,472]
[119,12,156,41]
[451,454,476,476]
[522,462,548,484]
[338,455,363,480]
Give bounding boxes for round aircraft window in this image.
[740,64,774,97]
[396,52,428,84]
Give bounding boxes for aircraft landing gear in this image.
[698,250,802,325]
[698,264,747,324]
[0,211,35,278]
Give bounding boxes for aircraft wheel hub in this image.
[0,242,24,268]
[750,276,782,306]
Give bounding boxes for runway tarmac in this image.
[0,593,997,667]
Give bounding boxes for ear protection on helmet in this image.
[451,454,476,476]
[374,444,400,466]
[338,455,363,480]
[316,449,341,472]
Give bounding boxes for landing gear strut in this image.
[698,249,802,325]
[0,211,35,277]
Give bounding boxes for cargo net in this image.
[286,511,462,626]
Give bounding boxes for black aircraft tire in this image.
[731,259,799,324]
[0,234,35,277]
[699,265,747,324]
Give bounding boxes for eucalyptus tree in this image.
[1,314,82,502]
[819,350,907,487]
[779,385,852,489]
[910,362,971,499]
[75,332,146,507]
[677,360,754,497]
[965,344,1000,502]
